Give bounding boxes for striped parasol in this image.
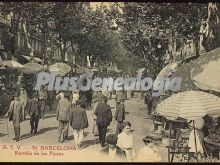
[191,47,220,92]
[156,90,220,121]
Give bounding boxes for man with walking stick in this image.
[5,92,24,142]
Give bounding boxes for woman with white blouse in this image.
[117,122,136,161]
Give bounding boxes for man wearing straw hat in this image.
[5,91,23,141]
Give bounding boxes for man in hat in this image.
[95,95,112,147]
[69,100,88,149]
[27,93,40,134]
[56,92,71,143]
[92,91,106,136]
[115,90,125,109]
[5,92,23,141]
[114,101,125,135]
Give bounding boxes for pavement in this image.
[0,93,168,162]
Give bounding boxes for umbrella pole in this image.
[5,117,9,138]
[193,120,198,162]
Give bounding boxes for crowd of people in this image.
[4,84,163,162]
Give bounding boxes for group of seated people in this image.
[99,122,161,162]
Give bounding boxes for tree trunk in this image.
[61,41,66,62]
[202,3,220,51]
[70,41,76,65]
[194,36,200,57]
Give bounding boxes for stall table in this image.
[204,136,220,159]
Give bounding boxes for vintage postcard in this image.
[0,1,220,163]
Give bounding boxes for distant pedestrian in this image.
[115,90,125,109]
[38,86,48,119]
[71,90,80,108]
[86,89,93,107]
[144,90,153,115]
[135,136,161,162]
[70,100,88,149]
[114,101,125,135]
[5,92,23,142]
[95,95,112,147]
[27,93,40,134]
[56,93,71,143]
[47,90,55,111]
[19,87,28,120]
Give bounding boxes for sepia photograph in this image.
[0,1,220,163]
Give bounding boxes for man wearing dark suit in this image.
[5,92,23,141]
[85,89,93,107]
[27,93,40,134]
[56,93,71,143]
[115,90,125,109]
[95,95,112,147]
[100,134,126,160]
[114,101,125,135]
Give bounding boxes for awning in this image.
[191,47,220,92]
[156,90,220,120]
[21,55,43,63]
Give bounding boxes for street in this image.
[0,93,168,162]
